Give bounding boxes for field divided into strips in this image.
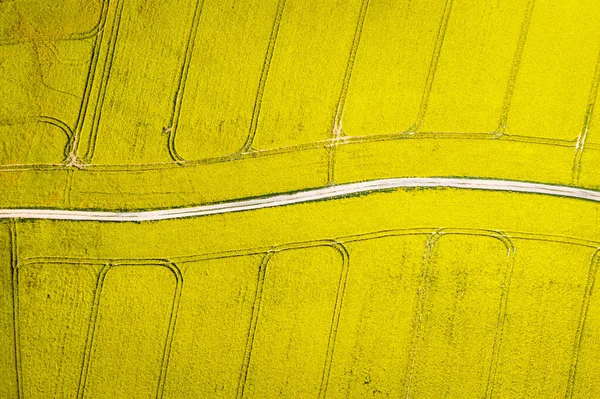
[1,0,600,209]
[1,189,600,397]
[3,0,600,398]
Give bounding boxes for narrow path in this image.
[1,178,598,221]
